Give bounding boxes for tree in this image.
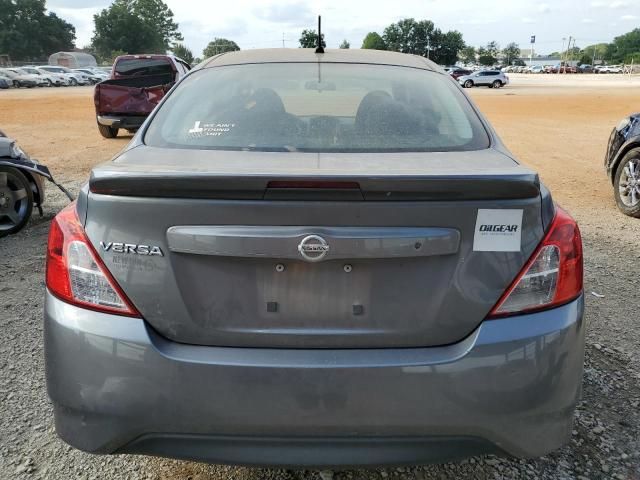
[299,29,325,49]
[432,30,465,65]
[502,42,520,65]
[0,0,76,61]
[91,0,182,60]
[459,46,476,64]
[172,43,193,63]
[130,0,182,50]
[381,18,465,65]
[202,38,239,58]
[361,32,387,50]
[580,43,609,64]
[608,29,640,63]
[339,39,350,49]
[383,18,435,55]
[477,41,499,66]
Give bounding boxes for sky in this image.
[47,0,640,57]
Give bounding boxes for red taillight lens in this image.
[488,206,583,318]
[46,203,140,317]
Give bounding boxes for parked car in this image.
[578,64,594,73]
[458,70,509,88]
[74,68,108,83]
[596,65,623,74]
[449,67,473,79]
[67,69,94,84]
[558,65,578,74]
[0,130,72,237]
[605,113,640,217]
[0,68,38,88]
[9,68,49,86]
[32,67,72,86]
[19,66,63,86]
[37,65,88,85]
[0,74,11,89]
[528,65,544,74]
[93,54,191,138]
[45,48,584,468]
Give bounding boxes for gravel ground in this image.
[1,81,640,480]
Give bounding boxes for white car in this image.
[20,67,64,86]
[458,70,510,88]
[597,65,623,74]
[73,68,108,83]
[5,68,48,87]
[37,66,90,85]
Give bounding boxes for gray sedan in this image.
[44,48,584,467]
[458,70,510,88]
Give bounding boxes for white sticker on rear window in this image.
[188,121,235,137]
[473,209,523,252]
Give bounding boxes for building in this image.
[48,52,97,68]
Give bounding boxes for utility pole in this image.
[564,36,572,73]
[426,36,431,59]
[282,32,285,48]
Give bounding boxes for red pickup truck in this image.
[93,55,191,138]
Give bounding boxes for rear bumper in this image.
[96,115,147,130]
[45,291,585,467]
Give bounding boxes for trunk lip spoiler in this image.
[89,171,540,201]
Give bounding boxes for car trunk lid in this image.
[83,147,544,348]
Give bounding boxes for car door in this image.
[475,72,489,86]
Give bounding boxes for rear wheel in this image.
[70,77,78,86]
[0,167,34,238]
[492,80,503,88]
[97,123,119,138]
[463,80,473,88]
[614,148,640,218]
[12,80,19,88]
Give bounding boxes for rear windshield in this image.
[144,63,489,153]
[115,58,173,77]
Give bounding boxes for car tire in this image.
[97,123,119,139]
[613,148,640,218]
[492,80,503,88]
[464,80,473,88]
[13,80,20,88]
[70,78,78,86]
[0,166,34,238]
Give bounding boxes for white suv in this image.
[37,66,90,85]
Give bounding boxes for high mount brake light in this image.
[488,206,583,318]
[46,203,140,317]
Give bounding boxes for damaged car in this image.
[605,113,640,217]
[0,130,73,237]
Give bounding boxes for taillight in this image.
[488,206,583,318]
[46,203,140,317]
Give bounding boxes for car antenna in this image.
[315,15,324,54]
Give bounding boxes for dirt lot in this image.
[1,75,640,480]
